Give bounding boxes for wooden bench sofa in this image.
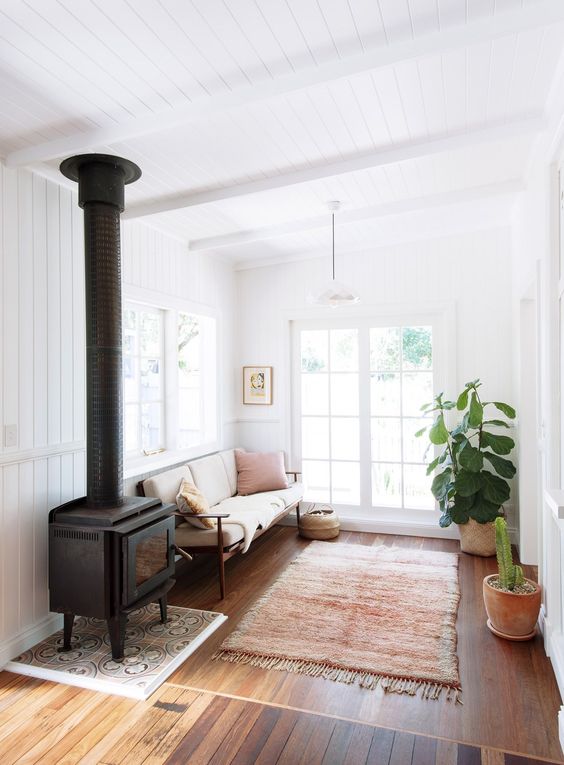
[138,449,302,598]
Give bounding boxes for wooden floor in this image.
[0,527,562,764]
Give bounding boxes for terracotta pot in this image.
[458,519,496,556]
[482,574,542,641]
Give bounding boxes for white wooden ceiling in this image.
[1,0,563,263]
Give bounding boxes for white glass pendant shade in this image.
[310,202,360,307]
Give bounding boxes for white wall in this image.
[235,227,515,531]
[0,164,236,666]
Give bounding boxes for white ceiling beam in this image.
[188,180,525,251]
[5,0,564,168]
[122,117,541,220]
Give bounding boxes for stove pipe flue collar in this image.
[60,154,141,509]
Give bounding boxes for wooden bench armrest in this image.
[285,470,302,481]
[173,511,230,519]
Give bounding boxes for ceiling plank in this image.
[121,116,542,219]
[187,179,525,251]
[5,0,564,168]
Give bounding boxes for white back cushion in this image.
[143,464,193,507]
[219,449,237,496]
[189,454,232,507]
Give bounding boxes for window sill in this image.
[124,442,220,482]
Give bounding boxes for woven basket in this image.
[458,519,496,557]
[299,504,340,540]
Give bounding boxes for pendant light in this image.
[309,201,360,307]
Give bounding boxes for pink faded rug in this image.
[214,541,461,702]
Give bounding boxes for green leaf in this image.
[414,426,427,438]
[450,503,471,525]
[468,392,483,428]
[483,452,516,478]
[439,512,453,528]
[442,401,456,410]
[456,388,469,411]
[482,471,511,505]
[451,413,470,437]
[458,443,484,473]
[483,419,510,428]
[429,414,449,445]
[480,431,515,455]
[425,455,440,476]
[453,493,475,511]
[491,402,516,419]
[454,470,484,497]
[431,470,453,500]
[468,491,500,523]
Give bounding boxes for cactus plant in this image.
[494,517,524,591]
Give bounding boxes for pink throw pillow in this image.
[235,449,288,496]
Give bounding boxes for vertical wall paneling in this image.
[0,166,237,665]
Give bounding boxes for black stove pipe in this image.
[60,154,141,509]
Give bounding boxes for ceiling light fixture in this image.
[309,201,360,307]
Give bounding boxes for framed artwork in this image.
[243,366,273,405]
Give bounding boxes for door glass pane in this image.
[371,418,401,461]
[331,418,359,460]
[301,330,328,372]
[404,465,435,509]
[302,417,330,459]
[370,372,401,415]
[302,460,330,502]
[372,463,402,507]
[403,418,431,463]
[302,375,329,415]
[330,373,358,415]
[402,326,432,370]
[330,329,358,371]
[332,462,360,504]
[370,327,400,370]
[402,372,433,416]
[123,357,138,402]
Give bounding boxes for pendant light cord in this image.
[332,212,335,281]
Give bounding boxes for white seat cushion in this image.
[143,465,194,507]
[189,454,233,507]
[248,483,303,509]
[175,522,244,548]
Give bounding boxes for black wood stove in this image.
[49,154,175,660]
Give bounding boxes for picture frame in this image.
[243,366,273,405]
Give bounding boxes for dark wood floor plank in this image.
[366,725,395,764]
[162,695,231,765]
[277,711,318,765]
[411,733,437,765]
[253,708,300,765]
[456,743,481,765]
[321,720,357,765]
[207,698,264,765]
[229,706,282,765]
[505,755,563,765]
[296,714,336,764]
[389,731,415,765]
[342,723,377,765]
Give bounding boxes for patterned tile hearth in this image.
[5,604,227,700]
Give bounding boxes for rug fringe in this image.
[212,650,462,704]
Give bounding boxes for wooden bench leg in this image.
[217,518,226,599]
[296,503,301,526]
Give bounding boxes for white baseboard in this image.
[277,513,459,539]
[0,613,63,669]
[559,707,564,754]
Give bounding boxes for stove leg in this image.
[159,595,168,623]
[58,613,75,652]
[108,614,126,660]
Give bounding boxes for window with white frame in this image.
[124,305,164,455]
[123,301,217,460]
[294,318,441,515]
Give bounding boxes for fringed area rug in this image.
[214,541,461,702]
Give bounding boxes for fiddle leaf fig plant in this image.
[416,379,516,528]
